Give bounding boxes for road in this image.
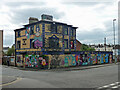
[1,64,119,89]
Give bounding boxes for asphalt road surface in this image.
[1,64,119,89]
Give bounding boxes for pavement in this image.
[8,63,118,72]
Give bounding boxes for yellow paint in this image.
[65,49,69,51]
[15,22,76,53]
[64,35,69,39]
[34,25,36,33]
[0,77,22,86]
[45,24,51,32]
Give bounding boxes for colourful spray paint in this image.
[16,52,113,68]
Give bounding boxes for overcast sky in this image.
[0,0,118,47]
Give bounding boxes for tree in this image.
[80,44,95,51]
[7,46,15,56]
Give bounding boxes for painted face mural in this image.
[33,27,43,48]
[35,27,40,37]
[42,59,46,66]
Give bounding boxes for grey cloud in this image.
[3,34,14,47]
[5,2,45,8]
[62,2,112,7]
[76,20,117,44]
[76,28,107,44]
[10,7,65,24]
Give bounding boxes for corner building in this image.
[15,14,78,67]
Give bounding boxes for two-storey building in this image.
[14,14,78,67]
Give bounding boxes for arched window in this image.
[49,35,59,49]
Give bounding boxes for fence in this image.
[3,56,15,66]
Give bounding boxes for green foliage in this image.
[80,44,95,51]
[7,46,15,56]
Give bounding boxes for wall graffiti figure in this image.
[16,52,113,68]
[33,27,43,48]
[24,55,48,68]
[64,55,76,66]
[25,27,30,39]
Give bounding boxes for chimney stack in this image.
[29,17,39,24]
[41,14,53,21]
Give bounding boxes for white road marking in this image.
[111,85,120,89]
[97,82,120,89]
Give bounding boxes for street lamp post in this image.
[113,19,116,63]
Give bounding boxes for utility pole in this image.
[104,37,106,51]
[113,19,116,63]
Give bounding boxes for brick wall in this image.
[0,30,3,64]
[76,40,82,51]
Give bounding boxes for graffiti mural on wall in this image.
[16,52,112,68]
[109,54,112,63]
[16,56,21,63]
[25,55,48,68]
[33,27,43,48]
[50,55,63,68]
[25,27,30,39]
[91,54,97,65]
[64,55,76,66]
[97,54,101,64]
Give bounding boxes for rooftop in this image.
[14,14,78,31]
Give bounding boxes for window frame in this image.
[64,27,68,35]
[51,24,57,33]
[49,36,59,49]
[70,40,74,49]
[17,41,21,49]
[30,39,35,49]
[18,31,21,37]
[64,39,68,49]
[30,26,34,35]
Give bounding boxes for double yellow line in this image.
[0,77,22,86]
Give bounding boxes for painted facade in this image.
[14,15,113,68]
[14,15,77,67]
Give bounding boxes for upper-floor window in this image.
[48,24,51,31]
[71,40,74,49]
[22,39,27,45]
[18,31,20,37]
[73,29,75,36]
[57,25,62,34]
[36,24,40,32]
[64,39,68,49]
[30,39,35,49]
[71,29,73,36]
[49,35,59,49]
[51,24,57,33]
[17,41,21,49]
[30,26,34,35]
[71,29,75,36]
[64,27,68,35]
